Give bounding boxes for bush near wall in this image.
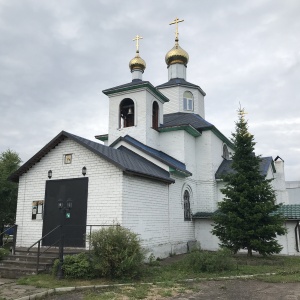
[90,226,145,279]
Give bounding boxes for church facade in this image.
[10,21,300,257]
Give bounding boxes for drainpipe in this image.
[295,221,300,253]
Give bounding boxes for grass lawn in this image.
[17,252,300,289]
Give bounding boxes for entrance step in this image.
[0,247,87,279]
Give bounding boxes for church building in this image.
[10,19,300,257]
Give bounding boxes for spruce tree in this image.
[212,107,286,256]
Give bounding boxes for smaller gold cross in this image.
[133,35,143,52]
[169,17,184,40]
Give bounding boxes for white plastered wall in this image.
[158,86,205,118]
[194,220,219,251]
[276,221,300,255]
[273,160,289,204]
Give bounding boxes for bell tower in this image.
[102,35,169,148]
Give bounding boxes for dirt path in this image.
[43,280,300,300]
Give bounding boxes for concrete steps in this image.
[0,247,86,279]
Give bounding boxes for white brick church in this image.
[10,20,300,257]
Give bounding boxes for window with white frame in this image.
[183,91,194,111]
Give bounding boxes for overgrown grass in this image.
[17,252,300,290]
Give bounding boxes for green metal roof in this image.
[192,211,215,219]
[193,205,300,221]
[276,205,300,220]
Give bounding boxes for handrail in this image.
[28,224,120,276]
[27,225,61,252]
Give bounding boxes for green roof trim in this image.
[169,167,190,177]
[103,82,169,103]
[159,125,201,137]
[95,134,108,142]
[193,205,300,221]
[192,211,215,219]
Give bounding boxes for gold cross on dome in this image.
[169,17,184,40]
[133,35,143,52]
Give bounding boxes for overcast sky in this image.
[0,0,299,181]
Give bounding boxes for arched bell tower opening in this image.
[120,98,135,128]
[152,101,159,130]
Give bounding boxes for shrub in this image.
[184,248,235,272]
[0,248,8,260]
[62,253,94,279]
[90,226,145,279]
[51,259,60,277]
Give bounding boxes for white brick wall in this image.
[168,176,196,255]
[15,138,124,248]
[122,176,171,258]
[107,88,163,149]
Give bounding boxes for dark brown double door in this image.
[42,178,88,247]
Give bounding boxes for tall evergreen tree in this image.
[212,108,286,256]
[0,149,21,246]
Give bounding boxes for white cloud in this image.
[0,0,299,182]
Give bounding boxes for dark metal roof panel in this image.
[156,78,206,96]
[117,135,191,175]
[103,80,150,92]
[215,156,274,179]
[118,146,174,183]
[162,112,213,130]
[9,131,174,184]
[102,80,169,102]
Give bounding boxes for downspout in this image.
[298,220,300,253]
[295,221,300,253]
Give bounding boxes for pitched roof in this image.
[102,79,169,103]
[160,112,234,148]
[110,135,191,176]
[156,78,206,96]
[215,156,275,180]
[9,131,175,184]
[162,112,213,130]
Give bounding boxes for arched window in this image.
[222,144,229,160]
[152,101,159,130]
[120,98,134,128]
[183,190,191,220]
[183,91,194,111]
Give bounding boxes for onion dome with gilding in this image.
[129,50,146,73]
[165,38,189,67]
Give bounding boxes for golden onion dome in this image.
[129,51,146,73]
[165,39,189,66]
